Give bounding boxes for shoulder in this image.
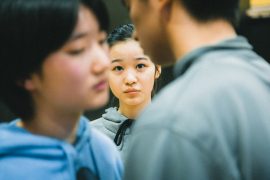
[134,57,248,133]
[0,120,26,144]
[90,117,104,129]
[162,53,267,102]
[0,123,14,142]
[90,127,114,146]
[135,51,270,137]
[89,117,114,139]
[90,127,120,158]
[89,128,123,179]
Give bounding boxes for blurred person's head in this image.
[0,0,110,121]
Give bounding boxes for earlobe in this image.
[17,77,36,91]
[23,79,36,91]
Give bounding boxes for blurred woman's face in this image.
[24,6,110,114]
[109,40,160,108]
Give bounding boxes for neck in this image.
[19,109,81,144]
[167,3,237,61]
[118,99,151,119]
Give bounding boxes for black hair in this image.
[81,0,109,32]
[179,0,240,27]
[0,0,109,121]
[121,0,240,27]
[107,24,160,107]
[107,24,135,47]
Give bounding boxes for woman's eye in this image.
[67,48,85,56]
[136,64,146,69]
[112,66,124,72]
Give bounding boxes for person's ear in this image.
[17,74,38,91]
[155,65,162,79]
[23,79,36,91]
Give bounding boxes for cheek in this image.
[141,70,156,90]
[63,64,87,82]
[46,59,89,88]
[145,76,155,90]
[109,75,121,97]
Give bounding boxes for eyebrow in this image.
[111,57,149,63]
[111,59,122,63]
[136,57,148,60]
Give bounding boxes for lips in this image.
[124,89,140,93]
[93,80,108,91]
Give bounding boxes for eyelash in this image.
[67,48,85,56]
[112,64,146,72]
[136,64,146,69]
[112,66,124,72]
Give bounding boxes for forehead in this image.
[72,5,99,37]
[110,40,154,63]
[110,40,144,54]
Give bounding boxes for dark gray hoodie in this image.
[91,107,131,160]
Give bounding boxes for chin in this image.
[125,99,143,106]
[147,41,175,66]
[86,92,109,110]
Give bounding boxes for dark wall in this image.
[238,14,270,63]
[0,102,15,122]
[104,0,130,31]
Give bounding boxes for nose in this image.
[92,44,110,74]
[124,70,137,85]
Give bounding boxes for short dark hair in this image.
[179,0,240,27]
[107,24,160,107]
[107,24,135,47]
[121,0,240,27]
[0,0,109,121]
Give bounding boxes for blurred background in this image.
[0,0,270,122]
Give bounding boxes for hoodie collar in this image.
[5,116,90,151]
[101,107,129,134]
[173,36,253,77]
